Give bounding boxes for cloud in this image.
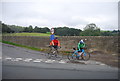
[1,0,119,3]
[1,0,118,30]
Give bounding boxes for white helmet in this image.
[80,39,84,43]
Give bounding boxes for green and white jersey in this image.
[77,43,85,50]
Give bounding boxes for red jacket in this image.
[50,39,60,46]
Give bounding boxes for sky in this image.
[1,0,119,30]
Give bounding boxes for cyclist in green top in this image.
[77,39,86,59]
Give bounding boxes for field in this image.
[2,33,52,36]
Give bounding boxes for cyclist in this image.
[50,37,61,49]
[77,39,86,59]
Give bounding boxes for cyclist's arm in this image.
[58,40,60,47]
[82,43,86,48]
[77,43,80,50]
[51,40,54,46]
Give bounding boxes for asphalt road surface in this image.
[2,43,118,79]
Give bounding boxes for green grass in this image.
[2,33,51,36]
[2,40,46,51]
[2,40,71,55]
[1,40,72,56]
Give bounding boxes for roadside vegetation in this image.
[2,40,45,51]
[1,40,70,55]
[2,33,51,36]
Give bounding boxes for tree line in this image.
[1,22,119,36]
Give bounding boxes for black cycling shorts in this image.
[51,45,58,49]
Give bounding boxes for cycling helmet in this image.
[54,37,58,39]
[80,39,84,44]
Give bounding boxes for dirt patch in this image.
[90,51,118,68]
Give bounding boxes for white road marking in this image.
[23,58,33,62]
[59,60,66,64]
[81,61,105,65]
[95,62,100,64]
[0,57,2,60]
[100,64,105,65]
[33,59,43,63]
[4,57,106,66]
[5,57,107,65]
[112,54,117,56]
[3,57,66,64]
[4,56,106,65]
[16,58,23,60]
[11,58,19,61]
[11,58,23,62]
[5,57,12,60]
[45,59,55,63]
[84,61,89,64]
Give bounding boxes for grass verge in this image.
[2,33,59,36]
[2,33,50,36]
[2,40,46,51]
[1,40,71,55]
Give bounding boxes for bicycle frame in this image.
[50,46,58,53]
[47,46,62,60]
[68,48,90,61]
[72,49,87,57]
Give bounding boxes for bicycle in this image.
[46,45,62,60]
[67,48,90,61]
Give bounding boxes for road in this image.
[2,43,118,79]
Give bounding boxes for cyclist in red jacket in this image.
[50,37,61,49]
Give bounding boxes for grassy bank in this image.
[2,40,46,51]
[2,33,51,36]
[2,40,70,54]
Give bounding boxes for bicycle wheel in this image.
[83,52,90,61]
[56,52,63,61]
[67,53,77,61]
[49,48,58,59]
[47,47,54,58]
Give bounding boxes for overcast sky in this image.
[1,0,119,30]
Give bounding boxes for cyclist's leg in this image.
[76,51,80,60]
[81,49,84,59]
[77,50,81,57]
[53,46,58,57]
[82,49,86,56]
[77,52,80,56]
[81,49,84,53]
[53,46,58,51]
[48,45,52,54]
[76,53,80,60]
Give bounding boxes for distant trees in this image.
[1,22,119,36]
[2,23,14,33]
[33,26,40,32]
[32,26,50,33]
[54,27,82,36]
[2,23,50,33]
[28,25,33,33]
[80,23,119,36]
[8,25,24,33]
[23,25,33,33]
[80,23,101,36]
[40,27,50,33]
[100,30,119,36]
[100,31,113,36]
